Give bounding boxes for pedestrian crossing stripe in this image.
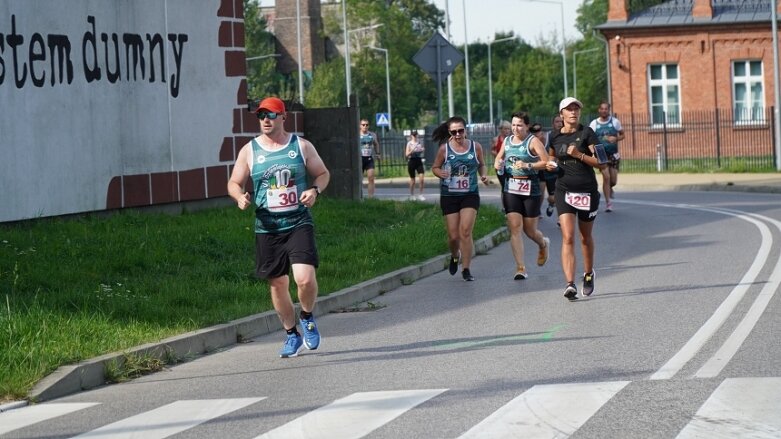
[458,381,630,439]
[72,398,264,439]
[3,379,781,438]
[0,402,99,435]
[255,389,446,439]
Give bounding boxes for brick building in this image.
[597,0,780,169]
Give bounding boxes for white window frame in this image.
[732,60,765,125]
[647,63,681,128]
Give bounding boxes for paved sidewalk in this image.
[5,172,779,408]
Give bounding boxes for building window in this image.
[733,60,764,123]
[648,64,681,126]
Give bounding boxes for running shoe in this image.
[448,256,459,275]
[583,271,595,296]
[564,283,578,301]
[418,195,426,201]
[537,237,550,266]
[606,201,613,212]
[514,266,528,280]
[279,332,303,358]
[546,204,554,217]
[300,316,320,350]
[462,268,475,281]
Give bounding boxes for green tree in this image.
[244,0,282,101]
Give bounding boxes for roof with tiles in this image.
[598,0,774,29]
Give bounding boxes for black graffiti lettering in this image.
[6,15,26,88]
[1,14,187,97]
[123,34,144,80]
[47,35,73,85]
[29,33,45,87]
[82,16,101,82]
[146,33,164,83]
[101,32,120,83]
[168,33,186,98]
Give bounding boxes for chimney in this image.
[692,0,713,19]
[608,0,629,21]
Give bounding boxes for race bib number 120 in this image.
[565,192,591,211]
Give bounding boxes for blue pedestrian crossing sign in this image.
[376,113,390,127]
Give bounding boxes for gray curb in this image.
[25,227,509,404]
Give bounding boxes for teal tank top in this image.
[440,140,479,196]
[503,134,541,197]
[250,135,313,233]
[592,117,619,154]
[360,133,375,157]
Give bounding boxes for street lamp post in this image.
[296,0,304,104]
[345,24,384,109]
[368,46,392,131]
[572,47,600,98]
[772,0,781,171]
[462,0,472,125]
[488,37,514,125]
[522,0,568,96]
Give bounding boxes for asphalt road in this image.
[3,189,781,438]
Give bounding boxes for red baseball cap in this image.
[255,97,286,114]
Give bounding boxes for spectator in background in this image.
[405,130,426,200]
[491,120,512,191]
[359,119,381,198]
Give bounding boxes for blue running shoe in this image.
[300,317,321,350]
[279,332,303,358]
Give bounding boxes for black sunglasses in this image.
[449,128,465,135]
[257,111,280,120]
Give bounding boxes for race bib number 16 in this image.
[448,176,470,192]
[565,192,591,211]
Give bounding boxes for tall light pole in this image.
[342,0,350,106]
[572,47,600,98]
[488,37,514,125]
[522,0,568,96]
[462,0,472,125]
[345,24,384,109]
[368,46,392,131]
[296,0,304,104]
[445,0,454,117]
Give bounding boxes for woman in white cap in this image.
[549,97,606,300]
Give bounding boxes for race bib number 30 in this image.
[565,192,591,211]
[507,178,531,196]
[267,187,299,212]
[448,176,470,192]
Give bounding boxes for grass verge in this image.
[0,197,503,400]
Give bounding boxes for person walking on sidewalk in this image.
[431,116,490,282]
[228,97,331,357]
[359,119,381,198]
[588,101,624,212]
[494,112,554,280]
[550,97,605,300]
[405,130,426,200]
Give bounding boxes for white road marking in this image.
[73,398,264,438]
[676,377,781,438]
[458,381,630,439]
[695,212,781,378]
[0,403,99,435]
[618,201,773,380]
[255,389,446,439]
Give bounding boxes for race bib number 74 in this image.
[565,192,591,211]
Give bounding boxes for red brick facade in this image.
[601,0,781,162]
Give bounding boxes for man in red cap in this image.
[228,96,331,358]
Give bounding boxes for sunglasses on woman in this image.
[449,128,465,135]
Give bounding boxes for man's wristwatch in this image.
[310,185,320,195]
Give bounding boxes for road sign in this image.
[412,32,464,84]
[376,113,390,127]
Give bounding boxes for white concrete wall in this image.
[0,0,238,221]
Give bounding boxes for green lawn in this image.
[0,198,504,400]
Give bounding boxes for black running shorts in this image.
[440,193,480,216]
[255,224,319,279]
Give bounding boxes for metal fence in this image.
[371,108,777,175]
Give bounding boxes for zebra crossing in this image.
[3,378,780,438]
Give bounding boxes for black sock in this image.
[300,310,313,320]
[286,326,300,336]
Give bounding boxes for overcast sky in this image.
[258,0,580,46]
